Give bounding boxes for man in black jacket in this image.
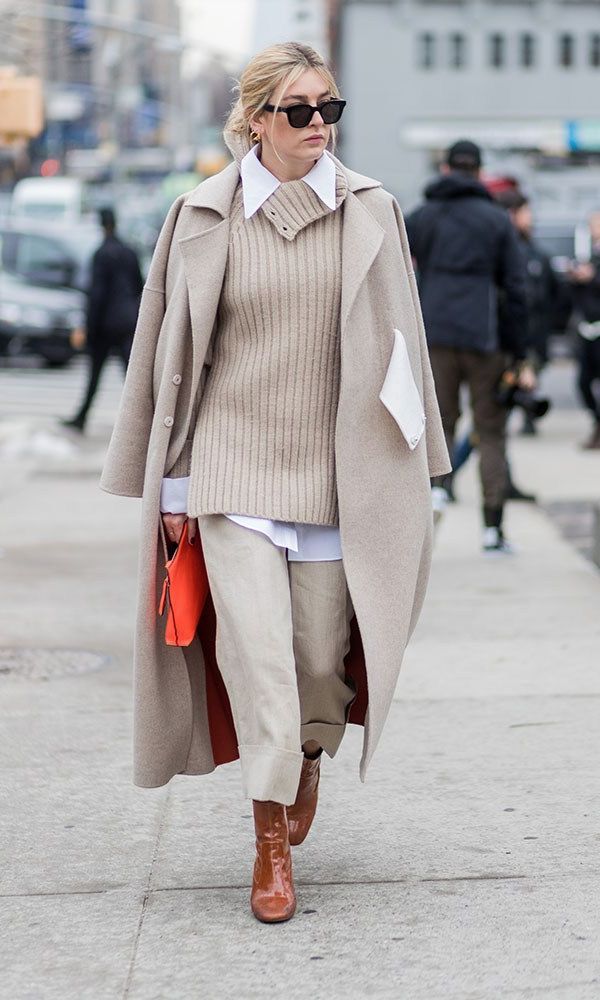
[63,207,143,432]
[405,140,534,553]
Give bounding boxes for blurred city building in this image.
[178,0,253,179]
[253,0,336,60]
[91,0,185,170]
[0,1,189,181]
[339,0,600,221]
[0,2,46,78]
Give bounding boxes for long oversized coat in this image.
[100,153,451,788]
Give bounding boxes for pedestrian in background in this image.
[405,140,535,553]
[497,189,560,435]
[63,207,143,432]
[101,42,449,924]
[567,211,600,450]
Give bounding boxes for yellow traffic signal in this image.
[0,67,44,142]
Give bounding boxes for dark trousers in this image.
[429,346,508,512]
[73,337,131,426]
[577,335,600,424]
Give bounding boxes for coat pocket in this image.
[379,328,426,450]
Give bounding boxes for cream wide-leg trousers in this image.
[197,514,356,806]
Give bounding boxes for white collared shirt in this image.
[160,146,342,563]
[240,143,337,219]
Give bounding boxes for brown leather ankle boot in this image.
[251,800,296,923]
[287,753,321,846]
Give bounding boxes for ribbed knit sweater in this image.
[187,167,347,525]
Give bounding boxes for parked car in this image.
[0,222,100,365]
[10,177,91,225]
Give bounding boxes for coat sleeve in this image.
[100,196,186,498]
[392,198,452,479]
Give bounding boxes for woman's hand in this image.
[162,514,198,545]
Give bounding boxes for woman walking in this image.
[101,42,450,923]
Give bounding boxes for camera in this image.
[496,369,551,420]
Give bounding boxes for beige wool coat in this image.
[100,150,451,788]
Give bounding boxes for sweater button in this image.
[172,374,182,385]
[164,416,174,427]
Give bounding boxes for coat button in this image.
[164,416,174,427]
[172,374,182,385]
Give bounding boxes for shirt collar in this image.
[240,145,337,220]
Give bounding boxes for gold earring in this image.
[251,129,261,143]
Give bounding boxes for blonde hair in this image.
[224,42,340,158]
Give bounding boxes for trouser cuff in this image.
[300,721,347,759]
[239,744,304,806]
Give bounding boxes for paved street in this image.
[0,359,599,999]
[0,356,124,428]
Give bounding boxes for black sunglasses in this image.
[262,99,346,129]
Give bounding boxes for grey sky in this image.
[180,0,256,66]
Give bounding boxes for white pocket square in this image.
[379,329,426,450]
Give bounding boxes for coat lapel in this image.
[178,163,240,387]
[179,160,240,352]
[177,221,230,446]
[179,221,229,354]
[184,160,239,214]
[340,191,385,332]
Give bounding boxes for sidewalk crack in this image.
[147,869,599,893]
[121,786,170,1000]
[0,887,122,898]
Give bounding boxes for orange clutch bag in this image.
[158,520,209,646]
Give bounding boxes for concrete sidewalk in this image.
[1,362,599,999]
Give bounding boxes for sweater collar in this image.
[256,165,348,241]
[240,145,337,219]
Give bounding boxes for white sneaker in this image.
[483,527,515,555]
